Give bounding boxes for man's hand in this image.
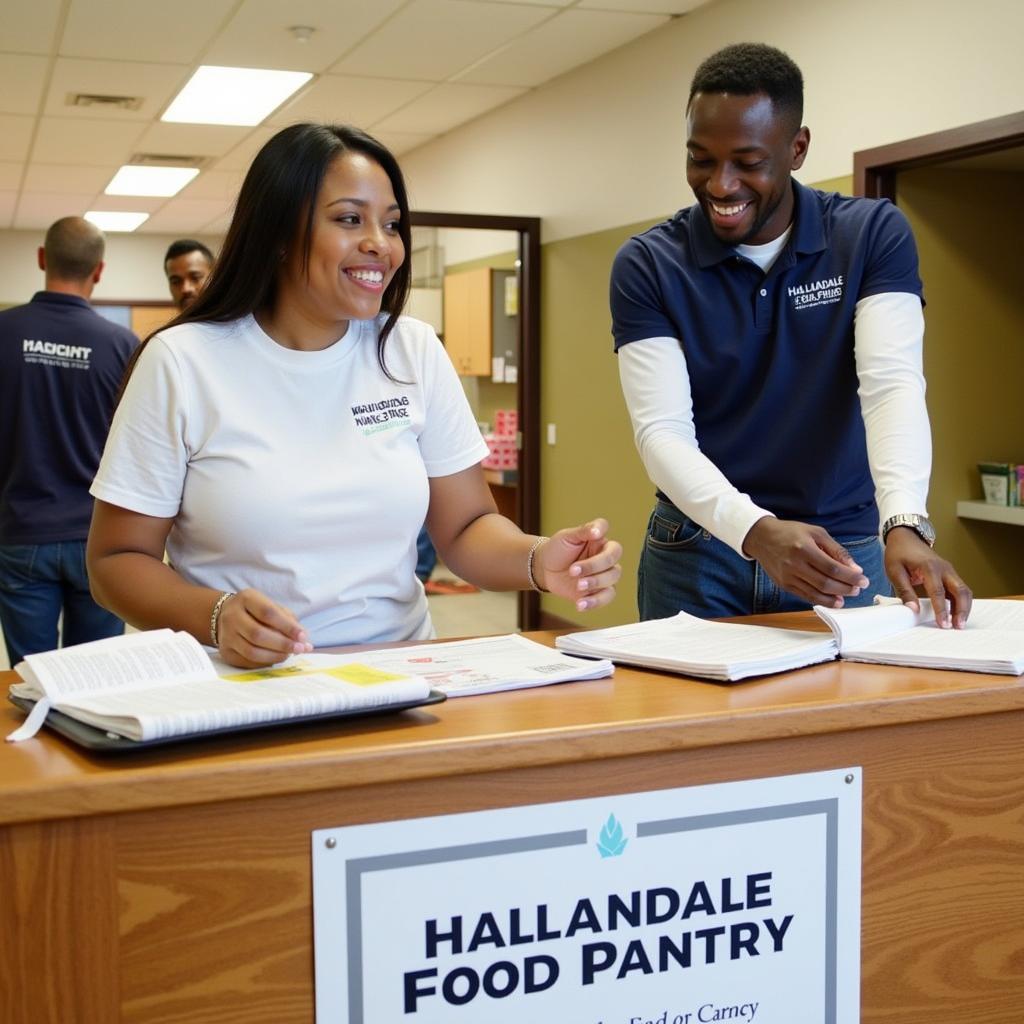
[883,527,972,629]
[742,517,869,608]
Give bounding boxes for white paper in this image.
[556,612,837,681]
[297,633,612,697]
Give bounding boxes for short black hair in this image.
[164,238,214,266]
[688,43,804,134]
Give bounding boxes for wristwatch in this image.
[881,513,936,547]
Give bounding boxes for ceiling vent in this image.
[67,92,144,112]
[129,152,212,169]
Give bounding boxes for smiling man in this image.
[611,42,971,628]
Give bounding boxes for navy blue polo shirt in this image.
[610,180,924,538]
[0,291,138,544]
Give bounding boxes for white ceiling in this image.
[1,0,710,235]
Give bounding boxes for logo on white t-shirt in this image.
[351,395,412,436]
[788,274,844,311]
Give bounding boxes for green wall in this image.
[539,216,660,626]
[898,168,1024,596]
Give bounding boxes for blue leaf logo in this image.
[596,814,628,858]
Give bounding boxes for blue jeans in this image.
[638,500,891,620]
[0,541,123,666]
[415,525,437,583]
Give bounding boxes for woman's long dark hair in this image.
[120,123,413,395]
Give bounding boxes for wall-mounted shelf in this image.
[957,500,1024,526]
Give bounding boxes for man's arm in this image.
[619,338,868,606]
[854,292,972,627]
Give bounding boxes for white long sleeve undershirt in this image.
[617,291,931,557]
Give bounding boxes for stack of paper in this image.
[296,633,613,697]
[814,598,1024,675]
[555,611,838,681]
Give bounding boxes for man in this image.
[612,42,971,628]
[0,216,138,664]
[164,238,213,311]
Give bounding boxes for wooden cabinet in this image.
[442,267,517,377]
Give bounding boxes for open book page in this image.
[11,630,213,701]
[555,612,837,681]
[812,601,935,652]
[814,598,1024,674]
[51,667,431,742]
[293,634,613,697]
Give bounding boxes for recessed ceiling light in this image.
[84,211,149,232]
[105,165,199,197]
[161,65,313,126]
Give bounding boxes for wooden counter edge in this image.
[2,680,1022,826]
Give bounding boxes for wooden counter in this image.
[2,612,1022,1023]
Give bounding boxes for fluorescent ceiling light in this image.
[162,65,313,126]
[84,211,149,232]
[105,165,199,197]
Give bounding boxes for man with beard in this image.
[611,42,970,628]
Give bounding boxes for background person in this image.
[88,123,622,668]
[164,239,213,311]
[611,43,971,629]
[0,216,137,664]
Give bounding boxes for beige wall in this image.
[0,229,221,305]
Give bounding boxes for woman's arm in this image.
[87,500,312,666]
[426,466,622,612]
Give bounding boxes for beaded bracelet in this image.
[526,536,549,593]
[209,591,236,648]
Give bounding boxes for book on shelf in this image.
[6,629,434,745]
[296,633,614,697]
[555,599,1024,681]
[813,597,1024,675]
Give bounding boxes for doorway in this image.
[410,211,542,631]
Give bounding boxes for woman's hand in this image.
[534,519,622,611]
[215,588,314,667]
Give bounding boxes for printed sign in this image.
[313,769,861,1023]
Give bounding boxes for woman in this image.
[88,123,621,668]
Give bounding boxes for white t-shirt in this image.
[91,313,489,646]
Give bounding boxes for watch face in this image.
[917,517,936,544]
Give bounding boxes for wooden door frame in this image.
[854,110,1024,199]
[411,211,542,631]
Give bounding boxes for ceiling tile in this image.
[59,0,238,63]
[577,0,709,12]
[331,0,554,82]
[267,74,434,128]
[211,126,279,172]
[205,0,408,73]
[0,56,50,116]
[178,169,245,201]
[373,130,435,157]
[373,83,526,135]
[0,117,36,162]
[32,118,146,165]
[14,192,100,230]
[458,8,668,87]
[132,122,253,160]
[0,192,16,229]
[3,1,63,54]
[44,58,191,122]
[140,198,235,233]
[24,163,114,194]
[88,194,167,213]
[0,164,25,191]
[193,210,234,235]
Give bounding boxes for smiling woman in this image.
[85,122,623,668]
